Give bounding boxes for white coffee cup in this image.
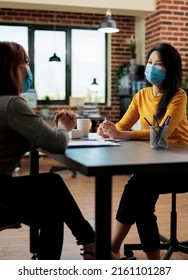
[77,118,92,137]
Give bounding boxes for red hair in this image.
[0,41,28,95]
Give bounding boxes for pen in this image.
[144,117,152,127]
[162,115,169,126]
[164,116,171,126]
[153,115,159,126]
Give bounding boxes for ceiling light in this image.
[49,52,61,62]
[98,9,119,33]
[49,13,61,62]
[89,78,99,91]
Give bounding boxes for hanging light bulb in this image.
[88,78,100,104]
[89,78,99,91]
[98,9,119,33]
[49,53,61,62]
[49,13,61,62]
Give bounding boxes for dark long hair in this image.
[0,41,28,95]
[145,42,182,120]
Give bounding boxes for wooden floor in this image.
[0,156,188,260]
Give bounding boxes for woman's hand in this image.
[100,120,120,138]
[97,122,109,138]
[97,120,120,138]
[97,120,133,140]
[54,109,76,132]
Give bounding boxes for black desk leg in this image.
[95,175,112,260]
[29,150,39,259]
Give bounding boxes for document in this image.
[88,133,127,143]
[68,138,119,148]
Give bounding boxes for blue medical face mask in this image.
[22,65,33,92]
[144,64,166,85]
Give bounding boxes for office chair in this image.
[0,203,39,259]
[1,149,40,260]
[8,161,76,259]
[123,192,188,260]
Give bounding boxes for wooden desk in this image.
[30,141,188,259]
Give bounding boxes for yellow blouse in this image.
[115,87,188,145]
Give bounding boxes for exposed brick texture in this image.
[146,0,188,83]
[0,1,188,122]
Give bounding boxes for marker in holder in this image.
[150,125,168,149]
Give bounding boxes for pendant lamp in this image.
[49,13,61,62]
[89,78,99,91]
[49,53,61,62]
[98,9,119,33]
[89,78,100,104]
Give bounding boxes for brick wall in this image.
[0,8,135,122]
[146,0,188,80]
[1,2,188,122]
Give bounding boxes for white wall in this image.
[0,0,156,16]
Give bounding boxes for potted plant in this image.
[128,35,136,59]
[114,64,130,95]
[127,35,137,78]
[41,95,50,118]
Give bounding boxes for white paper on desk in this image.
[68,139,119,147]
[88,133,127,143]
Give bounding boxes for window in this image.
[34,30,66,101]
[0,24,107,104]
[71,29,106,103]
[0,25,28,51]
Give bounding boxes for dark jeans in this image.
[116,171,188,252]
[0,172,95,259]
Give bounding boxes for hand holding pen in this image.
[100,119,118,138]
[97,118,109,138]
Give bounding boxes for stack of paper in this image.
[68,138,119,148]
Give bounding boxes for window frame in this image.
[0,23,108,106]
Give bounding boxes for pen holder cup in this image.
[150,125,168,149]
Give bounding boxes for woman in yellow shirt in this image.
[97,42,188,259]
